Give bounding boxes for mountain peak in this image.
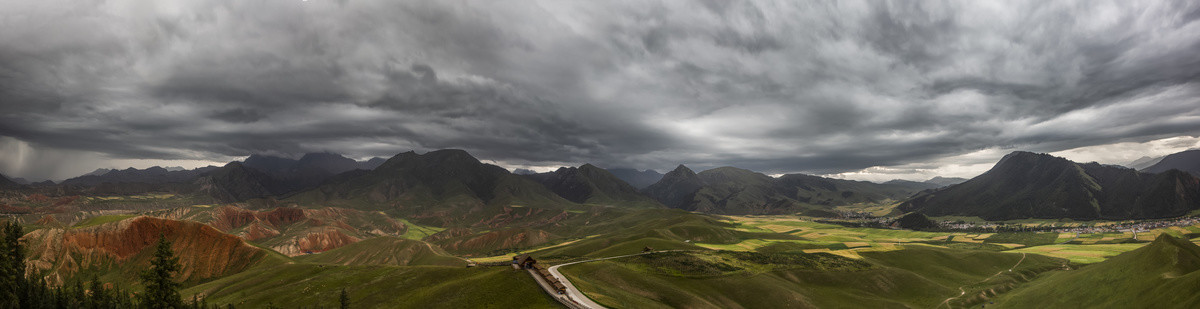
[901,150,1200,220]
[993,151,1072,171]
[670,164,695,175]
[1000,150,1052,161]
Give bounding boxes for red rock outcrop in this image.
[25,216,267,285]
[167,206,408,256]
[435,228,553,254]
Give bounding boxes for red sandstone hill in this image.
[24,216,279,286]
[431,228,554,255]
[160,205,408,256]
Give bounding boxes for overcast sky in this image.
[2,0,1200,182]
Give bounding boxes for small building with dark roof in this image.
[514,254,537,269]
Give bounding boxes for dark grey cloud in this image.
[210,108,266,123]
[2,0,1200,181]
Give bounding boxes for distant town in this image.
[827,211,1200,235]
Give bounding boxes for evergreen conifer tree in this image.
[139,235,183,308]
[339,288,350,309]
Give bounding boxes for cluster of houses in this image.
[938,215,1200,234]
[513,254,567,294]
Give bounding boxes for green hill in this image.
[295,237,467,267]
[531,209,797,258]
[992,234,1200,308]
[899,151,1200,220]
[892,212,937,230]
[183,264,560,308]
[559,245,1064,308]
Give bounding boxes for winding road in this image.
[531,251,679,309]
[937,252,1027,309]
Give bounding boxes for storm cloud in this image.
[2,0,1200,181]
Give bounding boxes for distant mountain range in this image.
[1141,149,1200,176]
[606,168,665,189]
[0,173,19,189]
[925,176,968,187]
[0,152,385,202]
[61,166,219,187]
[899,151,1200,220]
[643,165,924,215]
[286,149,571,226]
[881,177,968,190]
[524,164,662,208]
[1126,155,1165,170]
[8,148,1200,221]
[239,153,384,194]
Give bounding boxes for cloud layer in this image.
[2,0,1200,181]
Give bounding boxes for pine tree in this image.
[139,235,183,309]
[72,279,86,308]
[339,288,349,309]
[89,276,109,309]
[0,221,24,307]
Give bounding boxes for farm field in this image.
[691,215,1200,264]
[546,213,1200,308]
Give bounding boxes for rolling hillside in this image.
[993,234,1200,308]
[899,151,1200,220]
[560,245,1064,308]
[183,264,560,308]
[295,237,467,267]
[161,205,408,256]
[529,209,796,258]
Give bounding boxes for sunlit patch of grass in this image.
[395,218,445,240]
[470,235,601,263]
[1008,243,1147,264]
